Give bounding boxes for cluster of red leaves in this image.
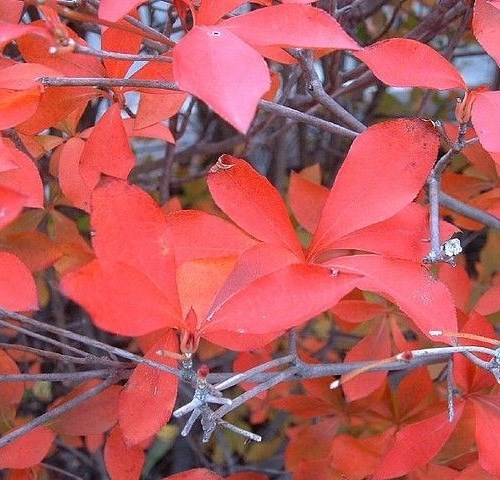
[1,0,500,479]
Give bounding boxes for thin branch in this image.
[0,318,91,358]
[37,76,178,90]
[214,354,295,392]
[258,100,358,139]
[0,342,124,367]
[439,191,500,230]
[0,369,123,383]
[0,308,182,378]
[0,374,122,448]
[73,44,172,63]
[294,50,366,133]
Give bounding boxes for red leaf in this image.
[0,63,60,91]
[472,90,500,153]
[0,349,24,422]
[341,321,391,401]
[0,141,43,208]
[101,27,143,78]
[81,104,135,178]
[166,210,257,265]
[204,264,359,337]
[61,259,178,336]
[0,252,38,311]
[331,299,388,324]
[0,22,49,47]
[17,24,105,78]
[162,469,223,480]
[474,283,500,315]
[0,185,24,229]
[135,91,187,130]
[0,87,41,132]
[104,426,145,480]
[1,231,62,272]
[197,0,268,25]
[17,86,99,136]
[173,26,270,133]
[288,171,329,233]
[328,255,458,339]
[209,243,302,314]
[122,118,176,144]
[354,38,465,90]
[91,180,179,298]
[326,203,458,263]
[119,331,179,445]
[0,426,55,469]
[50,380,121,436]
[99,0,145,22]
[220,5,360,50]
[330,431,393,479]
[0,1,24,23]
[471,396,500,477]
[473,0,500,66]
[310,119,439,257]
[207,155,303,257]
[177,257,238,322]
[395,367,434,420]
[453,312,497,393]
[57,137,100,212]
[373,403,464,479]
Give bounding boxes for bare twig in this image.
[37,76,178,90]
[258,100,358,139]
[0,374,122,448]
[294,50,366,133]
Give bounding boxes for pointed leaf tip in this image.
[173,26,270,133]
[355,38,465,90]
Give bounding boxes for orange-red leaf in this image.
[204,264,359,338]
[473,0,500,66]
[288,171,329,233]
[166,210,257,265]
[354,38,465,90]
[326,203,457,263]
[81,104,135,178]
[99,0,145,22]
[474,283,500,315]
[373,403,464,479]
[0,141,43,208]
[341,321,391,401]
[221,5,360,50]
[0,252,38,311]
[328,255,457,339]
[0,426,55,469]
[0,231,62,272]
[472,396,500,477]
[61,259,177,336]
[472,90,500,153]
[50,380,121,436]
[173,26,269,133]
[91,180,179,300]
[57,136,100,212]
[0,185,24,229]
[119,331,179,445]
[207,155,303,257]
[310,119,439,256]
[0,1,24,23]
[0,87,41,130]
[104,426,145,480]
[0,349,24,422]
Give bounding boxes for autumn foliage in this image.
[1,0,500,479]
